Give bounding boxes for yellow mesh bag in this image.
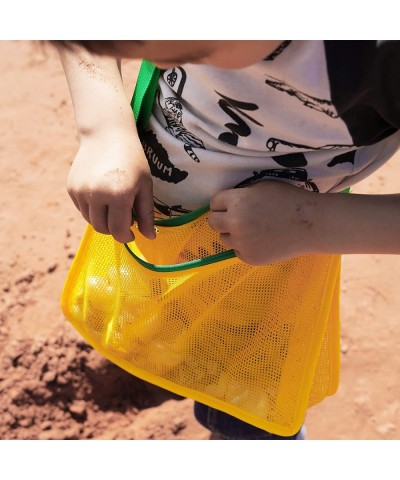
[61,206,341,437]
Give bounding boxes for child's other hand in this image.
[209,181,318,265]
[67,131,155,243]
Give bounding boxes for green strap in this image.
[130,60,161,127]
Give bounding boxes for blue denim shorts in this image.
[194,402,305,440]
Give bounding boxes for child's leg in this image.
[194,402,305,440]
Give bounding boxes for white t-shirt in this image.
[138,40,400,218]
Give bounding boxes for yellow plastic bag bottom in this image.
[61,214,340,437]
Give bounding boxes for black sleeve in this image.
[324,40,400,146]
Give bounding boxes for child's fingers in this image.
[76,199,90,225]
[69,191,90,224]
[68,192,81,213]
[208,211,230,233]
[134,183,155,240]
[210,190,229,212]
[107,203,135,243]
[88,203,109,235]
[219,232,234,249]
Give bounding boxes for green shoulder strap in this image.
[130,60,161,126]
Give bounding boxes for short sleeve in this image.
[324,40,400,146]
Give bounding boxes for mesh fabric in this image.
[61,211,340,436]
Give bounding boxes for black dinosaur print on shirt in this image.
[272,152,308,167]
[327,150,356,167]
[140,129,188,184]
[153,196,191,219]
[165,67,187,97]
[264,41,292,61]
[264,75,339,118]
[215,91,263,146]
[235,167,319,192]
[160,94,205,163]
[266,137,354,153]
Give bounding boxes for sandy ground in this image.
[1,40,399,440]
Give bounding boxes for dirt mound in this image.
[0,327,209,439]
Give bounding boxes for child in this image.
[57,40,400,439]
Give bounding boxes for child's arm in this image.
[59,45,155,243]
[209,180,400,265]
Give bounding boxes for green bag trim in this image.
[132,203,210,226]
[131,60,161,126]
[124,242,236,272]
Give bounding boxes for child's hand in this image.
[67,130,155,243]
[209,181,318,265]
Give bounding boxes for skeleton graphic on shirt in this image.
[159,94,205,163]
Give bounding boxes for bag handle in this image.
[130,60,161,127]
